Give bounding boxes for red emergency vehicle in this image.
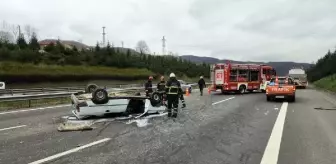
[210,62,276,94]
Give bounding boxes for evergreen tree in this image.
[95,42,100,51]
[16,34,28,49]
[28,32,40,50]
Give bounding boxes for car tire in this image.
[150,91,161,106]
[266,96,271,101]
[288,96,295,102]
[86,83,99,93]
[92,88,109,104]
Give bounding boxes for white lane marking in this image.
[212,97,235,105]
[0,105,70,115]
[260,102,288,164]
[0,125,27,132]
[28,138,111,164]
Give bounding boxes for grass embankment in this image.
[313,74,336,92]
[0,97,71,111]
[0,62,154,83]
[0,62,207,85]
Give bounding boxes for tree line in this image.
[306,49,336,82]
[0,28,210,79]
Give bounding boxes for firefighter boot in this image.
[172,108,178,118]
[167,108,172,117]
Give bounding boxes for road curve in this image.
[0,88,335,164]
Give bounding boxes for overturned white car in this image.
[71,84,166,120]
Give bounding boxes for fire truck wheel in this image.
[238,85,246,94]
[221,89,226,94]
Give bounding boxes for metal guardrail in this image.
[0,81,208,103]
[0,92,76,102]
[0,86,146,103]
[0,87,84,95]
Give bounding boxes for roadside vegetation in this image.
[307,49,336,92]
[0,24,210,84]
[313,74,336,92]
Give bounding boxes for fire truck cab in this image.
[210,62,276,94]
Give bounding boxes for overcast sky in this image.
[1,0,336,63]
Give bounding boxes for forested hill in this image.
[307,49,336,82]
[181,55,313,76]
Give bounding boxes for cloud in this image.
[1,0,336,63]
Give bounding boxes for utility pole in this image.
[121,41,124,48]
[162,36,166,55]
[102,26,106,47]
[18,25,21,38]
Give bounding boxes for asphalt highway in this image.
[1,88,336,164]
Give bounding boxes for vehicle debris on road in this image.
[57,122,93,132]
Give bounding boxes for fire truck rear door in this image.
[215,69,224,85]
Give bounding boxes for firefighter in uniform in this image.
[157,76,166,91]
[145,76,153,97]
[165,73,185,117]
[157,76,166,105]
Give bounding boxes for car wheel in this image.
[92,88,109,104]
[289,96,295,102]
[86,83,99,93]
[150,91,161,106]
[266,96,271,101]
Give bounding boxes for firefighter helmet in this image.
[169,73,176,78]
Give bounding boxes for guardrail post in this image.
[28,99,31,107]
[11,89,13,96]
[42,88,45,93]
[68,88,70,93]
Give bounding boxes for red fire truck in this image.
[210,62,276,94]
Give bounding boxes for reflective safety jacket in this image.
[165,78,182,95]
[157,80,166,91]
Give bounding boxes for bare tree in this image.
[1,20,9,32]
[0,31,14,42]
[135,40,150,54]
[0,21,11,42]
[11,24,19,41]
[24,25,32,41]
